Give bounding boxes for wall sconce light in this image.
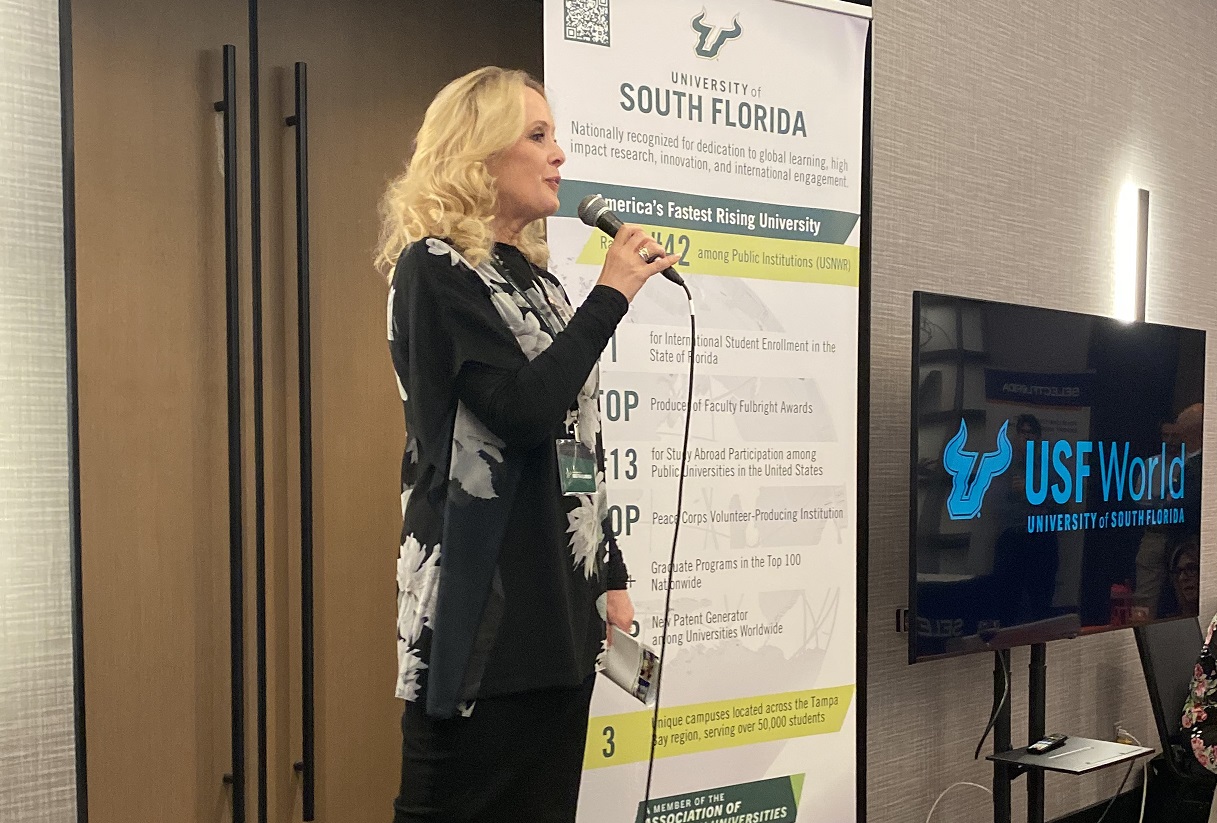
[1114,184,1149,323]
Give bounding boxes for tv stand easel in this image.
[985,644,1153,823]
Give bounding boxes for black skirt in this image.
[393,675,597,823]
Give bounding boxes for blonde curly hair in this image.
[375,67,550,280]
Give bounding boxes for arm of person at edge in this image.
[454,226,676,645]
[1183,612,1217,772]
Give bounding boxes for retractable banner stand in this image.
[544,2,869,820]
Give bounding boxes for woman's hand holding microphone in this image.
[595,225,681,303]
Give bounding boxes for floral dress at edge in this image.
[1183,613,1217,771]
[387,237,628,719]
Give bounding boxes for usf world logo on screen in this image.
[691,11,743,59]
[941,417,1191,525]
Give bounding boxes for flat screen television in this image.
[909,292,1206,663]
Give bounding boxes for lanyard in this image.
[489,253,581,437]
[490,253,568,340]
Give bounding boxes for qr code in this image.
[564,0,610,46]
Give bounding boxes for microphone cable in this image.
[573,193,697,816]
[641,280,696,818]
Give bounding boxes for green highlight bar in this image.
[584,684,854,770]
[557,179,860,245]
[635,774,805,823]
[576,223,858,286]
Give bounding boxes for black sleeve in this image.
[604,527,629,590]
[455,285,628,449]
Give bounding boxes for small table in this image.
[988,736,1154,776]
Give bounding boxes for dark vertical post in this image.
[856,25,873,823]
[286,60,316,823]
[60,0,88,816]
[1028,644,1046,823]
[993,649,1012,823]
[214,42,246,823]
[246,2,267,821]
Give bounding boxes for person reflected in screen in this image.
[1163,536,1201,618]
[1134,403,1203,619]
[376,67,679,823]
[990,413,1060,627]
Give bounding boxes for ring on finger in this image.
[637,247,653,262]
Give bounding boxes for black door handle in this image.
[286,60,316,823]
[214,42,246,823]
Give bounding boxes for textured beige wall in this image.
[867,1,1217,820]
[0,0,76,821]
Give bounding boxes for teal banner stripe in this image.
[556,180,859,245]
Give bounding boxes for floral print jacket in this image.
[388,239,628,719]
[1183,613,1217,771]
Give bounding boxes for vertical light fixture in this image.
[1114,183,1150,322]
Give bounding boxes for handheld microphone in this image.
[577,193,686,287]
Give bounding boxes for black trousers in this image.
[393,675,596,823]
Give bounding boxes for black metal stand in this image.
[993,642,1051,823]
[1028,644,1047,823]
[991,643,1152,823]
[991,644,1060,823]
[993,649,1013,823]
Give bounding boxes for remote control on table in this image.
[1027,734,1068,755]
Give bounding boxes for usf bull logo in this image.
[942,419,1013,520]
[691,11,742,59]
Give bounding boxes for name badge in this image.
[557,439,598,495]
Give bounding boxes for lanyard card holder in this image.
[557,434,597,495]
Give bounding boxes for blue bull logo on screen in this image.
[942,419,1013,520]
[942,417,1190,522]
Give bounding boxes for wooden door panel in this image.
[74,0,252,820]
[257,2,544,820]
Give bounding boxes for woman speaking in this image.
[377,67,679,822]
